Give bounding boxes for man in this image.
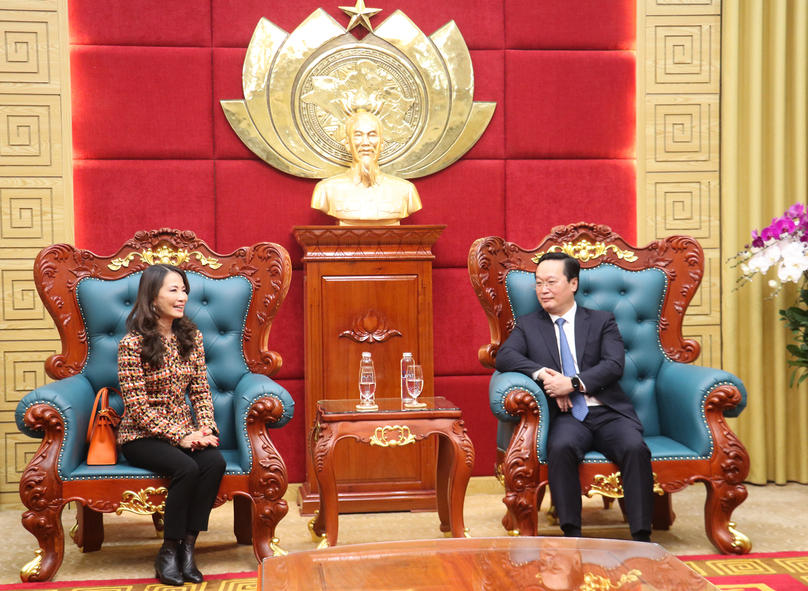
[495,252,654,542]
[311,111,422,226]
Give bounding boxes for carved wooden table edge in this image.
[308,397,475,548]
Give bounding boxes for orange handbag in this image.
[86,387,122,465]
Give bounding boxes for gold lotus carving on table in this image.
[221,2,495,180]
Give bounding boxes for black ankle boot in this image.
[178,540,204,583]
[154,544,184,586]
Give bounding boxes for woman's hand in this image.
[179,429,219,450]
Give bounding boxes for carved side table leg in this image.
[447,420,475,538]
[436,433,452,534]
[311,420,339,547]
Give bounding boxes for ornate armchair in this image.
[15,229,295,582]
[468,223,751,555]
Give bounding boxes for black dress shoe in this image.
[632,530,653,543]
[154,545,184,586]
[178,540,204,583]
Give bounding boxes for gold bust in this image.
[311,112,422,226]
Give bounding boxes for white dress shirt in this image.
[532,303,602,406]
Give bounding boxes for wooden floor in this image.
[1,479,806,584]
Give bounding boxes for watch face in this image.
[571,377,581,390]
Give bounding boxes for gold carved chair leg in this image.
[151,512,164,536]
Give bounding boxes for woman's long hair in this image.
[126,264,197,367]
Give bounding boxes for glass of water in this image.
[358,367,377,409]
[404,365,425,408]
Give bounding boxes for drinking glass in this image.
[358,369,377,408]
[405,365,425,407]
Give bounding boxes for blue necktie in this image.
[555,318,588,421]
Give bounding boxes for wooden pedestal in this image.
[293,225,445,515]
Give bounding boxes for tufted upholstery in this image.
[14,230,295,583]
[469,224,752,555]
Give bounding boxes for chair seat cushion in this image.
[583,435,703,462]
[67,449,246,480]
[497,434,704,462]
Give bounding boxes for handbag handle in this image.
[86,387,122,443]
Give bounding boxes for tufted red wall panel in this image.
[69,1,636,483]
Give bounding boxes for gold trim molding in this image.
[116,486,168,516]
[109,247,222,270]
[532,241,637,264]
[586,472,664,499]
[369,425,416,447]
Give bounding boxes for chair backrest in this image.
[35,229,292,449]
[469,223,704,433]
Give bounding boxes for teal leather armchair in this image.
[469,223,751,555]
[15,229,295,582]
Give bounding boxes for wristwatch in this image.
[570,376,581,391]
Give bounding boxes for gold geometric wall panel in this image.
[637,0,723,368]
[0,181,59,246]
[645,172,719,248]
[0,10,60,94]
[0,95,62,175]
[647,0,720,17]
[3,426,40,489]
[0,0,69,506]
[682,323,721,369]
[646,16,720,93]
[681,247,720,325]
[646,95,719,172]
[0,340,57,409]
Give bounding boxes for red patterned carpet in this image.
[681,551,808,590]
[2,552,807,591]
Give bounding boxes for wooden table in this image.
[259,537,716,591]
[308,397,475,547]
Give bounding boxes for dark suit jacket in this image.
[495,306,642,428]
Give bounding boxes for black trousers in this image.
[121,438,226,541]
[546,405,654,536]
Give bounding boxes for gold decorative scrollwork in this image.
[308,511,326,544]
[369,425,416,447]
[20,548,43,580]
[116,486,168,516]
[587,472,664,499]
[579,570,642,591]
[532,240,638,264]
[495,462,506,487]
[108,247,221,270]
[728,521,752,553]
[443,527,471,538]
[270,537,288,556]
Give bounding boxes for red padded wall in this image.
[69,0,637,482]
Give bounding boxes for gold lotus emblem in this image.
[221,4,495,179]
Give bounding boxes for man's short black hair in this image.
[536,252,580,291]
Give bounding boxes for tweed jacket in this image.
[117,330,218,446]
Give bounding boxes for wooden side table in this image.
[308,397,475,547]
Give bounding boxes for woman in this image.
[118,264,226,586]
